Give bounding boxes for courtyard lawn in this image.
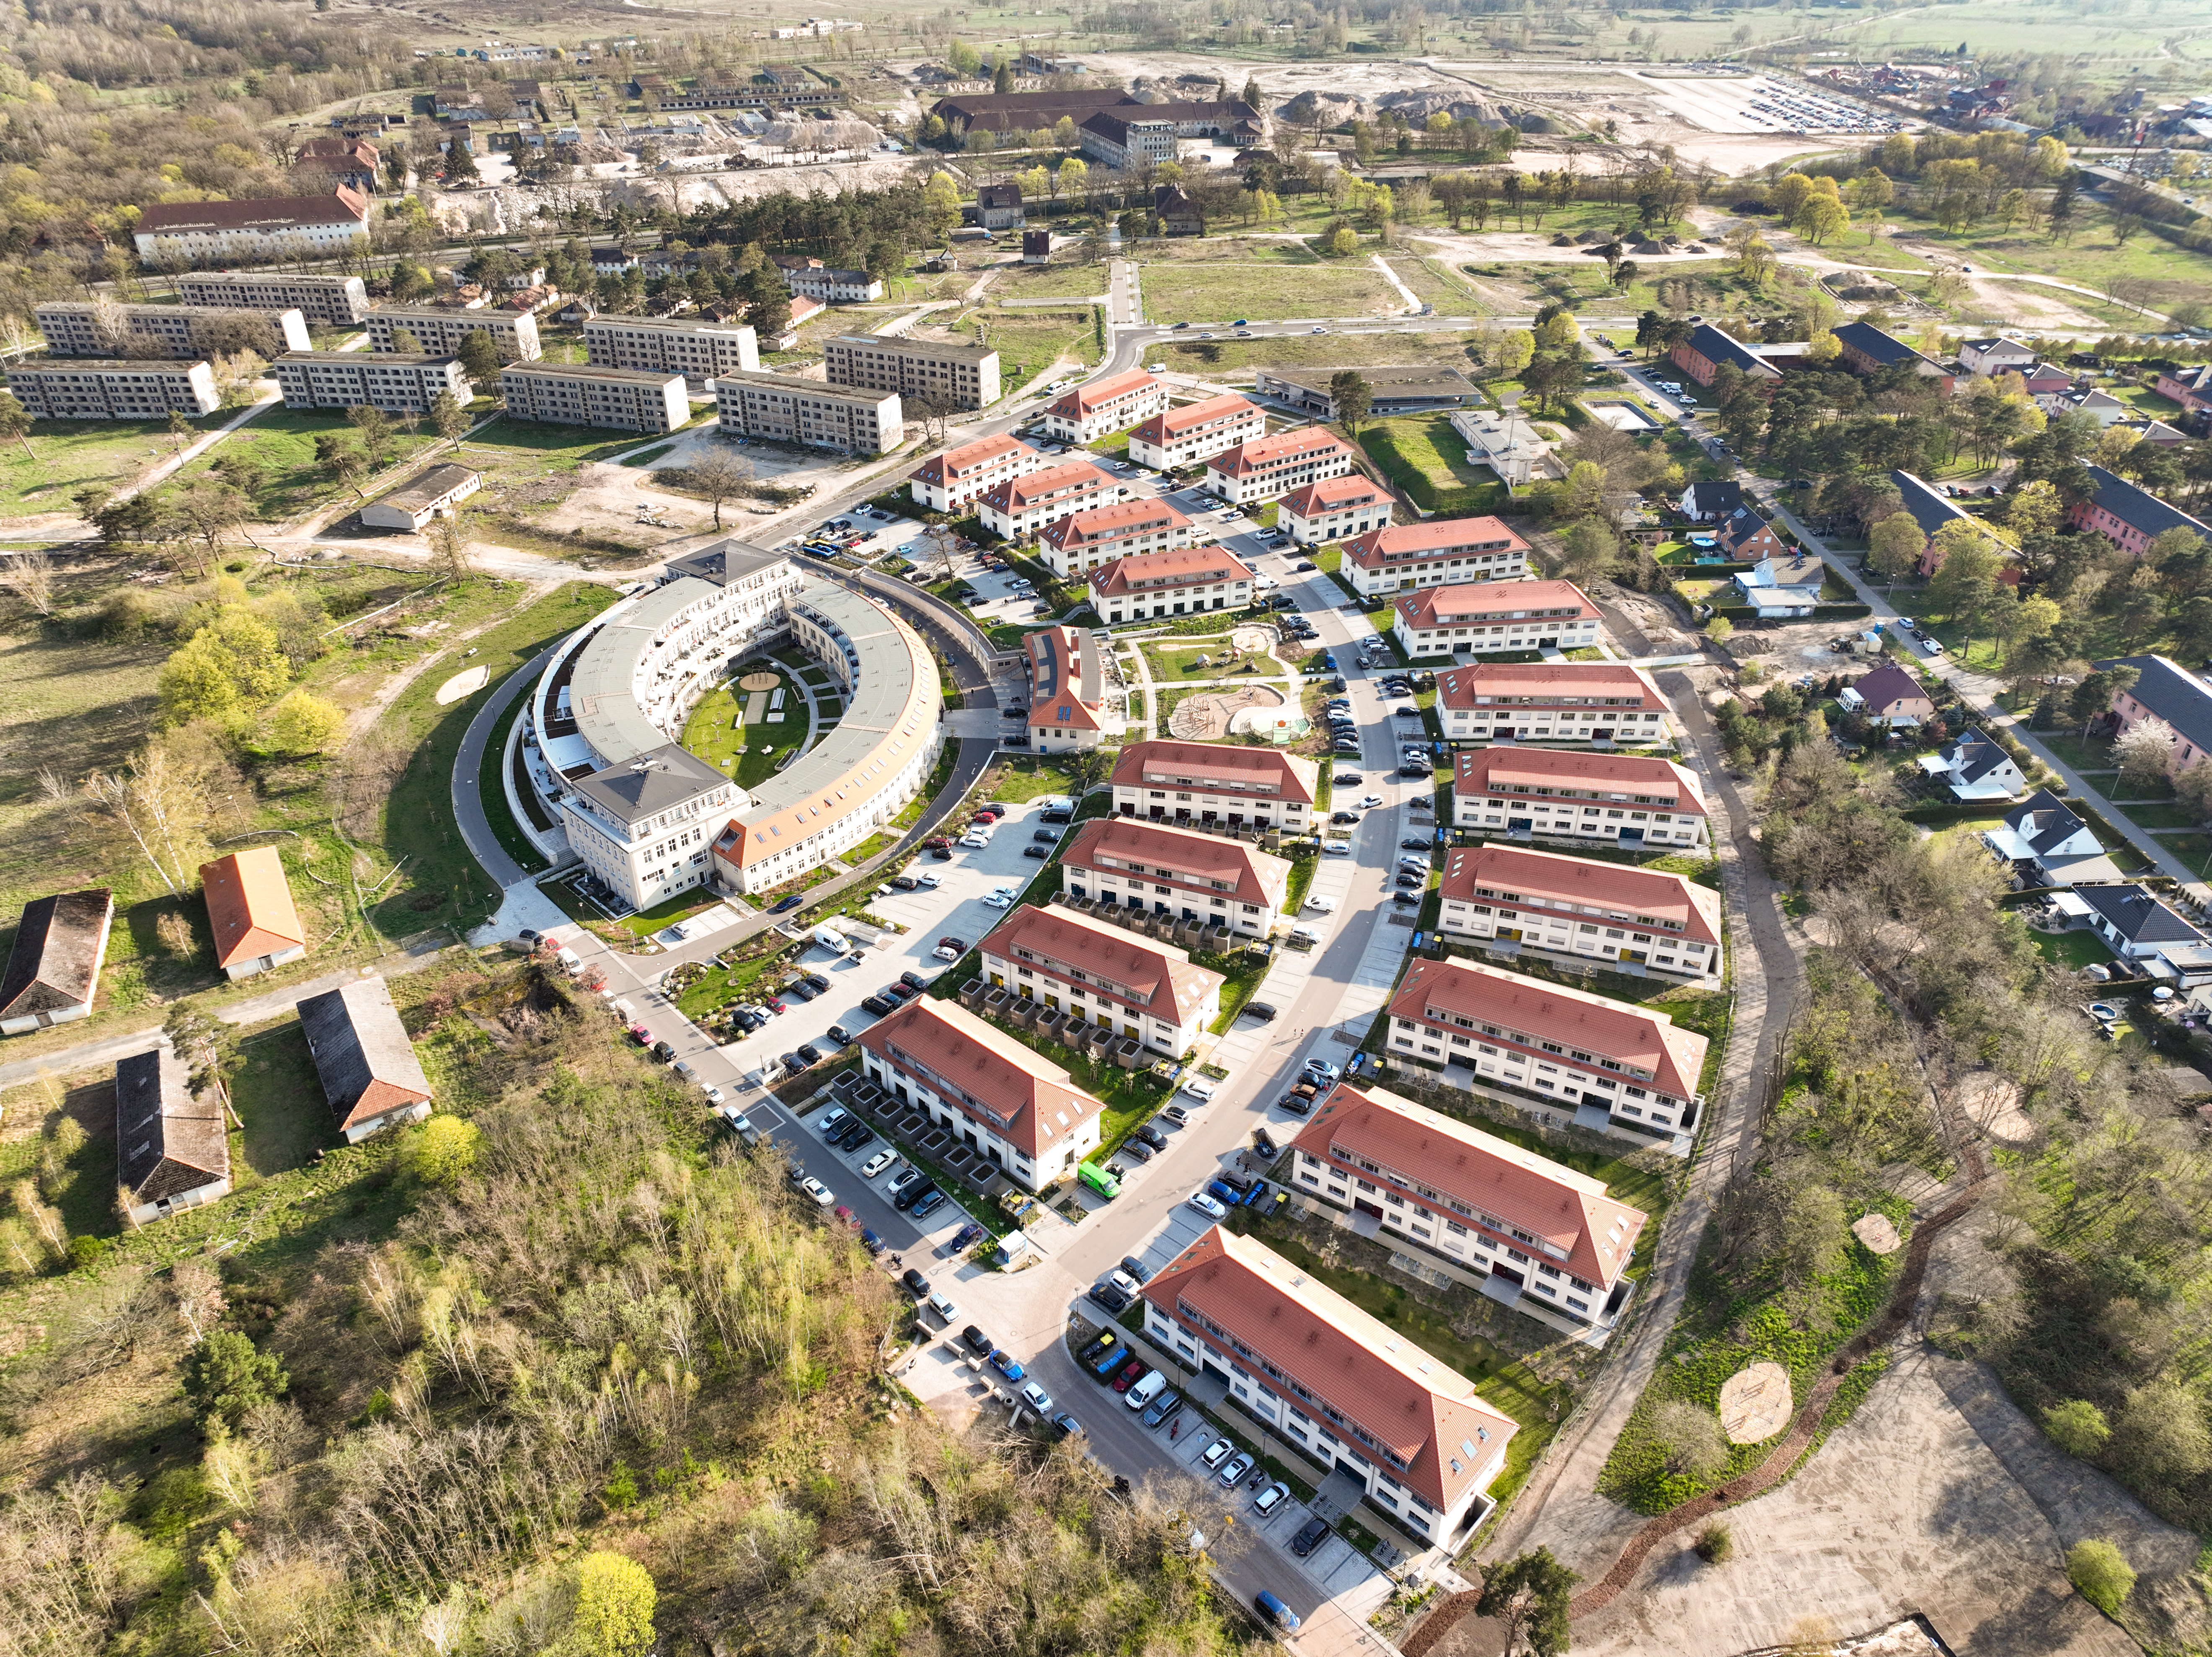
[1359,414,1508,515]
[681,665,811,791]
[1140,639,1275,681]
[987,756,1085,803]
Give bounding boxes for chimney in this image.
[1077,630,1102,706]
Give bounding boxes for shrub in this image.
[2068,1538,2136,1617]
[1693,1522,1735,1564]
[2042,1399,2111,1460]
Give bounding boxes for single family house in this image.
[1731,552,1825,617]
[1916,727,2025,801]
[1980,789,2123,888]
[1837,662,1935,729]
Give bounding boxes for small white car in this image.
[1323,840,1352,857]
[927,1291,959,1323]
[1253,1481,1291,1517]
[1306,1060,1342,1084]
[982,894,1015,909]
[1188,1192,1228,1220]
[798,1176,835,1208]
[1200,1436,1235,1468]
[1181,1077,1217,1102]
[702,1084,725,1105]
[917,872,941,888]
[860,1149,898,1178]
[1021,1381,1055,1413]
[1303,896,1335,914]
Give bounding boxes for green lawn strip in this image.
[613,886,729,940]
[2030,731,2116,772]
[889,743,962,832]
[372,581,618,936]
[171,408,448,521]
[1136,261,1400,323]
[987,756,1084,802]
[2025,925,2117,973]
[0,413,240,521]
[2100,801,2202,829]
[1140,639,1271,681]
[1203,944,1274,1034]
[474,691,551,876]
[1594,1214,1907,1516]
[673,933,801,1021]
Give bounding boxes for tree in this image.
[2043,1399,2112,1459]
[992,57,1014,95]
[1475,1548,1578,1657]
[183,1331,289,1432]
[1532,309,1579,354]
[347,403,397,470]
[1705,614,1734,645]
[1651,1398,1729,1476]
[160,608,290,726]
[430,388,469,449]
[83,734,211,898]
[922,171,963,240]
[1326,226,1359,256]
[0,549,54,616]
[1803,329,1842,367]
[684,448,754,529]
[426,513,474,581]
[0,388,36,458]
[264,690,346,755]
[1329,371,1372,434]
[1867,513,1927,583]
[570,1551,656,1657]
[456,330,504,390]
[2005,477,2062,540]
[1924,525,2007,617]
[413,1115,482,1187]
[1794,193,1850,245]
[1558,517,1618,585]
[2114,715,2178,793]
[2068,1539,2137,1618]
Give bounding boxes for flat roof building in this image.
[585,313,760,380]
[713,370,901,455]
[1255,364,1477,419]
[366,304,540,361]
[1392,578,1600,658]
[35,301,310,361]
[824,333,998,410]
[856,996,1104,1190]
[1060,814,1292,934]
[1110,738,1318,831]
[176,271,369,326]
[1454,746,1708,849]
[1434,661,1672,746]
[200,847,308,980]
[978,903,1222,1056]
[501,362,687,433]
[1344,516,1530,599]
[5,359,220,420]
[297,975,434,1143]
[1437,841,1722,980]
[271,351,470,414]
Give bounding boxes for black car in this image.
[1088,1280,1132,1314]
[1328,677,1346,692]
[837,1121,874,1151]
[1402,839,1432,851]
[1334,772,1363,785]
[1033,829,1058,843]
[901,1267,930,1296]
[1134,1123,1168,1150]
[1394,891,1419,907]
[784,981,818,1001]
[1290,1516,1331,1557]
[733,1009,765,1032]
[1398,764,1433,779]
[1278,1092,1313,1116]
[964,1324,995,1355]
[892,874,920,891]
[1331,811,1359,825]
[1120,1138,1153,1163]
[827,1024,853,1045]
[1001,706,1026,719]
[930,846,953,859]
[804,973,830,992]
[770,894,805,913]
[900,970,928,990]
[1041,809,1072,824]
[1024,845,1050,859]
[894,1179,938,1212]
[780,1051,803,1073]
[1119,1255,1152,1285]
[1394,873,1423,888]
[862,994,895,1015]
[1244,1002,1278,1022]
[1254,1128,1279,1160]
[797,1042,825,1067]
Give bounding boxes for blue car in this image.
[770,894,805,913]
[1256,1591,1301,1632]
[989,1349,1026,1382]
[1206,1178,1244,1208]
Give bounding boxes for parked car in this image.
[1188,1192,1228,1219]
[860,1149,897,1179]
[1244,1002,1278,1022]
[1089,1280,1132,1314]
[797,1043,824,1067]
[796,1177,835,1208]
[963,1324,995,1356]
[1111,1355,1147,1392]
[1217,1452,1253,1486]
[901,1267,931,1297]
[1252,1481,1290,1517]
[1255,1592,1301,1633]
[1199,1436,1234,1469]
[1142,1389,1183,1429]
[770,894,806,913]
[1118,1254,1152,1285]
[885,1167,924,1200]
[909,1188,948,1219]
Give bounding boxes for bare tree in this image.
[426,513,475,580]
[683,447,755,530]
[0,549,55,616]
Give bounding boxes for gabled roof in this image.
[1062,816,1292,906]
[1682,479,1744,516]
[200,847,308,970]
[297,976,432,1133]
[855,996,1102,1157]
[1206,426,1351,477]
[2098,654,2212,759]
[981,457,1116,515]
[137,189,370,232]
[1436,661,1664,710]
[1140,1224,1519,1514]
[1715,504,1776,552]
[2077,882,2206,945]
[1088,543,1253,596]
[1681,322,1778,378]
[1129,392,1259,444]
[1046,367,1158,421]
[1742,552,1824,590]
[1394,578,1595,632]
[1847,661,1933,715]
[1345,516,1527,568]
[2080,465,2212,545]
[1453,746,1706,816]
[1038,497,1188,551]
[1889,469,1976,542]
[1440,842,1723,947]
[1834,319,1937,370]
[115,1046,228,1204]
[0,889,113,1020]
[2002,787,2095,857]
[1280,474,1389,517]
[1110,738,1317,805]
[1934,727,2014,785]
[979,903,1222,1024]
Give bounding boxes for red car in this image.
[923,836,952,850]
[763,997,788,1014]
[626,1023,651,1045]
[938,936,968,952]
[975,805,1005,820]
[1111,1355,1147,1392]
[884,983,917,1002]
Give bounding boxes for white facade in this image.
[908,434,1043,513]
[714,370,901,454]
[1125,392,1265,471]
[585,315,761,380]
[501,363,687,432]
[176,271,369,326]
[6,359,220,420]
[367,305,541,361]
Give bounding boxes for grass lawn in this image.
[1359,413,1507,515]
[2153,831,2212,870]
[681,663,809,789]
[475,693,550,877]
[1137,260,1404,323]
[987,755,1083,803]
[0,413,240,522]
[2036,732,2118,772]
[1151,327,1489,379]
[955,307,1095,388]
[2107,801,2202,828]
[171,407,449,523]
[991,260,1111,301]
[1140,639,1275,681]
[2115,384,2186,417]
[2028,925,2117,974]
[1383,255,1471,311]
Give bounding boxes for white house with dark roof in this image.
[1679,479,1744,522]
[1916,727,2025,801]
[1980,789,2122,887]
[1838,662,1936,729]
[1731,552,1825,617]
[2076,883,2207,962]
[1140,1224,1519,1546]
[1960,337,2037,377]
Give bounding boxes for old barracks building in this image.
[1140,1224,1519,1546]
[1059,814,1292,936]
[1434,661,1672,745]
[1288,1078,1651,1339]
[1454,746,1709,849]
[1110,739,1318,832]
[1381,958,1703,1155]
[856,996,1103,1190]
[1437,842,1723,981]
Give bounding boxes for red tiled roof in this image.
[1387,960,1705,1110]
[1129,391,1261,443]
[1039,497,1188,551]
[1439,842,1722,947]
[1394,578,1595,632]
[1345,516,1526,568]
[1281,474,1389,517]
[1847,662,1933,716]
[1110,738,1318,805]
[1047,367,1158,420]
[1062,816,1291,907]
[979,903,1223,1025]
[1206,426,1351,477]
[911,432,1034,487]
[1027,627,1104,731]
[1140,1225,1519,1514]
[138,188,369,233]
[982,458,1116,516]
[1292,1080,1646,1289]
[855,997,1103,1158]
[1453,747,1706,816]
[199,847,307,970]
[1087,542,1248,596]
[1436,661,1664,710]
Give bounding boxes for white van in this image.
[555,945,583,976]
[1125,1370,1167,1411]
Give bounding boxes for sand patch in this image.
[435,664,488,704]
[1720,1360,1793,1445]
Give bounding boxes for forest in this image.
[0,954,1250,1655]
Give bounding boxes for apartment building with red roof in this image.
[855,996,1103,1190]
[1085,543,1253,621]
[1380,960,1703,1158]
[1026,625,1119,753]
[1279,473,1393,547]
[1342,516,1531,598]
[1060,815,1292,935]
[1392,578,1600,658]
[1289,1079,1650,1339]
[132,188,370,263]
[1126,391,1266,470]
[1453,746,1708,849]
[199,847,308,981]
[1434,661,1672,745]
[978,903,1223,1054]
[1203,425,1354,505]
[908,432,1043,513]
[1035,497,1192,578]
[977,457,1123,541]
[1139,1224,1519,1544]
[1109,738,1319,832]
[1437,842,1723,980]
[1041,367,1166,443]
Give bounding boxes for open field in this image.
[1152,325,1491,377]
[988,259,1112,301]
[171,407,452,522]
[1361,412,1508,514]
[1137,258,1405,323]
[0,414,233,522]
